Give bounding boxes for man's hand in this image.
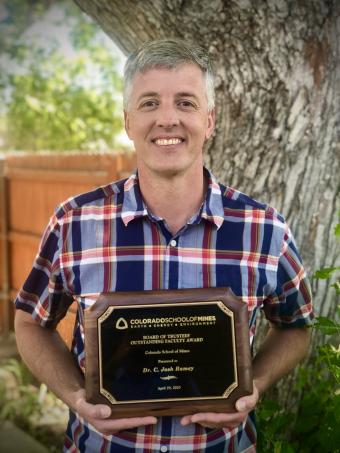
[180,384,259,430]
[14,312,157,436]
[74,390,157,435]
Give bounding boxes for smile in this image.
[152,138,184,146]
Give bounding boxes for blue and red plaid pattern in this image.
[15,168,313,452]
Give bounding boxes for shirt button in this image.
[170,239,177,247]
[160,446,168,453]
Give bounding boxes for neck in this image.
[138,166,206,235]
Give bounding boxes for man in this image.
[14,39,313,452]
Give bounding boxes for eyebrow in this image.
[137,92,159,102]
[136,91,200,103]
[176,92,199,100]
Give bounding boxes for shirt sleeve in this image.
[263,222,314,328]
[14,213,73,328]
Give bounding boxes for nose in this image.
[155,104,180,128]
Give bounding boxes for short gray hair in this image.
[123,38,215,111]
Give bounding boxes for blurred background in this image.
[0,0,129,151]
[0,2,135,451]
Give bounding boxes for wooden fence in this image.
[0,151,136,344]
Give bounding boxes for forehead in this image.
[130,64,206,97]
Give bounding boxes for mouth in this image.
[151,137,185,146]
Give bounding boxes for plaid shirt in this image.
[15,168,313,452]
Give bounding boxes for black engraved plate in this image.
[98,302,236,403]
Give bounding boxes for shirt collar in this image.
[121,168,224,229]
[121,173,148,225]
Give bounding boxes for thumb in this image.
[94,404,112,418]
[235,398,249,412]
[76,396,112,419]
[235,387,259,412]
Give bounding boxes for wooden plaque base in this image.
[85,287,253,418]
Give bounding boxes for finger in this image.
[235,399,251,412]
[197,420,243,430]
[188,412,247,428]
[91,416,157,435]
[181,412,238,425]
[76,398,111,419]
[110,416,158,430]
[235,387,259,412]
[190,412,236,424]
[180,415,193,426]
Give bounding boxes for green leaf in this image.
[24,95,41,112]
[329,364,340,384]
[314,316,340,335]
[335,223,340,237]
[281,443,296,453]
[313,267,340,279]
[332,282,340,295]
[274,441,283,453]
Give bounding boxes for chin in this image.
[151,163,189,178]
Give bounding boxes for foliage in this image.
[0,358,39,420]
[257,338,340,453]
[257,216,340,452]
[0,1,124,151]
[313,267,340,280]
[0,358,66,452]
[4,48,123,151]
[0,0,48,57]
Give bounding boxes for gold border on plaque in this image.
[97,301,238,405]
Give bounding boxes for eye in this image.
[178,100,197,109]
[139,100,158,110]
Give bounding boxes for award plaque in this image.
[85,287,253,418]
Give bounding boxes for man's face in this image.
[124,64,215,178]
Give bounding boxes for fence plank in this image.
[0,156,10,337]
[2,151,136,343]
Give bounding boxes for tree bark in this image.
[73,0,340,406]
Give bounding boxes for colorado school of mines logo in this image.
[115,317,128,330]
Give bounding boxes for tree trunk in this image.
[73,0,340,406]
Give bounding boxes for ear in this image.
[205,108,216,140]
[124,110,132,139]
